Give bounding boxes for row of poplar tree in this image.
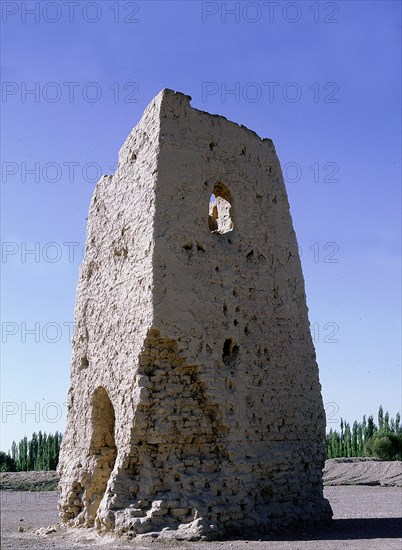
[325,406,402,460]
[1,406,401,471]
[0,431,62,472]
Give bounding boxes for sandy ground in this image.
[323,458,402,486]
[0,470,59,492]
[1,461,401,549]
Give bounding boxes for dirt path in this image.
[1,486,401,549]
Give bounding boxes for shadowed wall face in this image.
[57,89,332,540]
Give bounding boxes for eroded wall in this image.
[58,89,332,539]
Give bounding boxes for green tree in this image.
[384,411,390,433]
[367,415,375,440]
[3,432,63,471]
[18,437,28,471]
[325,407,402,461]
[344,422,352,457]
[351,421,358,457]
[11,441,18,465]
[42,433,49,470]
[396,412,401,435]
[0,451,16,472]
[47,434,55,470]
[36,431,44,470]
[28,432,38,470]
[52,431,62,469]
[340,418,344,457]
[378,405,384,431]
[365,433,402,460]
[357,423,364,456]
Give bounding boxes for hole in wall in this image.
[114,247,128,258]
[246,249,254,262]
[183,242,193,259]
[222,338,239,365]
[208,182,234,234]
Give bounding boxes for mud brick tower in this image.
[58,89,332,539]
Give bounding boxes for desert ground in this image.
[1,459,401,549]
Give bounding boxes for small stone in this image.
[170,507,190,518]
[138,499,149,509]
[128,508,145,517]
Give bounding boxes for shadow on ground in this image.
[237,518,402,542]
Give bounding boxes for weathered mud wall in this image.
[58,89,332,540]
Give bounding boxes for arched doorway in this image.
[85,387,117,525]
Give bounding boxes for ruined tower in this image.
[58,89,332,539]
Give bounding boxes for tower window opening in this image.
[222,337,239,365]
[208,183,234,234]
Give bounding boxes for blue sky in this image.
[1,0,401,452]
